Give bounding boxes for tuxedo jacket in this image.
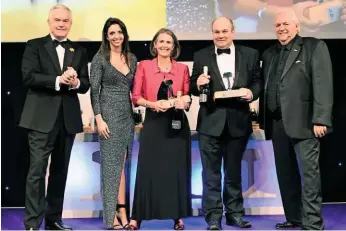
[190,45,261,137]
[259,35,333,139]
[19,34,90,134]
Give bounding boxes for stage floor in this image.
[2,204,346,230]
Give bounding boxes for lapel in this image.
[208,47,226,90]
[62,40,75,72]
[264,54,275,90]
[281,36,303,80]
[233,45,241,87]
[44,35,62,75]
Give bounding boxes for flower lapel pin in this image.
[69,48,74,52]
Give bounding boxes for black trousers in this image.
[272,119,324,230]
[24,109,75,229]
[199,123,250,223]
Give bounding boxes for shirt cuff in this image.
[55,76,60,91]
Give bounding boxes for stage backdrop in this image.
[2,0,346,41]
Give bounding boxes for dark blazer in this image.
[190,45,261,137]
[259,35,333,140]
[19,34,90,134]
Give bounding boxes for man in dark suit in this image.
[20,4,90,230]
[190,17,261,230]
[259,10,333,230]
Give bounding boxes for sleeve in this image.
[74,48,90,94]
[90,53,103,116]
[132,61,145,105]
[22,41,57,90]
[311,40,333,127]
[249,49,262,101]
[183,65,190,95]
[190,52,201,96]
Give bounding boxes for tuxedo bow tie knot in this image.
[53,40,67,48]
[217,48,231,55]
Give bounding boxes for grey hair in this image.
[275,10,300,33]
[211,16,236,32]
[48,4,72,20]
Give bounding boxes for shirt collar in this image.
[50,33,68,42]
[215,43,235,55]
[153,57,178,76]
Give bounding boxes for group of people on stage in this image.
[19,3,333,231]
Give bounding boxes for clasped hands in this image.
[151,95,190,112]
[59,67,79,88]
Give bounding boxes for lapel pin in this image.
[69,48,74,52]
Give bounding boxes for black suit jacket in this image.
[259,35,333,140]
[19,34,90,134]
[190,45,261,137]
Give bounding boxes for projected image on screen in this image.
[166,0,346,39]
[1,0,345,41]
[1,0,166,42]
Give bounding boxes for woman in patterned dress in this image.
[90,17,137,230]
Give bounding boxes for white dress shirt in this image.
[50,34,80,91]
[215,43,235,90]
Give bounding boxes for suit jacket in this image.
[190,45,261,137]
[259,35,333,140]
[132,58,190,105]
[19,34,90,134]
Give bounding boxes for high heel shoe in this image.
[174,219,184,230]
[110,224,124,230]
[126,220,141,230]
[116,204,129,228]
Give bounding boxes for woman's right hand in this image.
[151,100,170,112]
[97,120,110,139]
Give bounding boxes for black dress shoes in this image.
[45,221,73,230]
[226,216,252,228]
[207,220,222,230]
[276,221,300,229]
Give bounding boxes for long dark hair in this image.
[100,17,131,66]
[149,28,181,59]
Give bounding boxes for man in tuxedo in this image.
[190,17,261,230]
[259,11,333,230]
[20,4,90,230]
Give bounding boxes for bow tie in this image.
[53,40,68,48]
[217,48,231,55]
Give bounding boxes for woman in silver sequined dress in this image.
[90,17,137,230]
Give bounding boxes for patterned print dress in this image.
[90,51,137,228]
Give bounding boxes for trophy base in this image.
[213,89,246,100]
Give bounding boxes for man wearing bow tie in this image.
[190,16,261,230]
[19,4,90,230]
[259,11,333,230]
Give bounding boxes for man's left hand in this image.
[70,77,80,88]
[239,88,253,102]
[313,125,327,138]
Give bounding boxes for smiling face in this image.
[212,17,235,49]
[154,32,174,58]
[107,24,124,50]
[48,7,72,40]
[274,11,300,45]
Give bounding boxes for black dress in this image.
[131,80,192,221]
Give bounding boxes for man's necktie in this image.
[217,48,231,55]
[53,40,67,48]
